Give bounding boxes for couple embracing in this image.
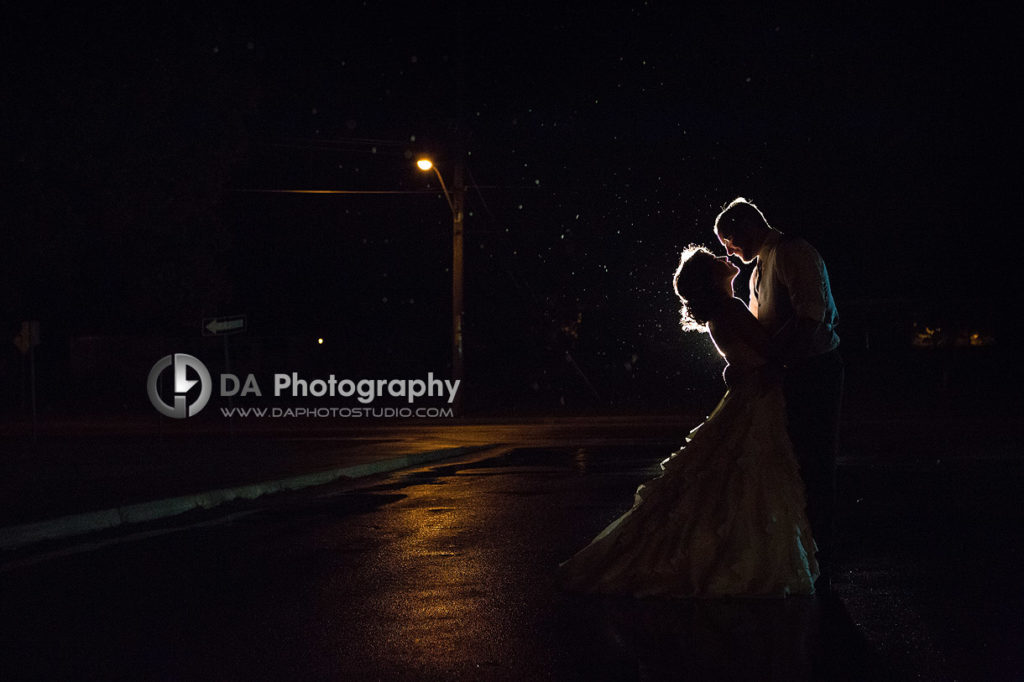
[558,198,843,598]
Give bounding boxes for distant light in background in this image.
[317,337,324,345]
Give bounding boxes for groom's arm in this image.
[771,316,827,364]
[773,239,834,363]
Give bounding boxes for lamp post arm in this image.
[432,167,456,215]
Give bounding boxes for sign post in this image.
[202,316,246,429]
[13,321,40,440]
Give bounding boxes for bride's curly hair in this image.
[673,245,728,332]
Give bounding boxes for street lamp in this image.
[417,156,465,414]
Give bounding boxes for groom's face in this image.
[716,226,756,264]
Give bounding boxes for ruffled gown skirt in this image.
[558,378,818,597]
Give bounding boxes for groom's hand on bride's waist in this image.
[752,362,785,397]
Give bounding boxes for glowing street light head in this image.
[416,159,434,171]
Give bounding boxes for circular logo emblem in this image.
[147,354,212,418]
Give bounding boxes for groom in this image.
[713,197,844,595]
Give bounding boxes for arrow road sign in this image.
[203,315,246,336]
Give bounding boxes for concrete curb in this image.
[0,445,487,551]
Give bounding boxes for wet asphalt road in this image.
[2,445,1021,680]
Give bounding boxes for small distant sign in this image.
[203,315,246,336]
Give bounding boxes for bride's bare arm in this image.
[710,298,776,363]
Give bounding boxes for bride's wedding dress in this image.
[558,336,818,597]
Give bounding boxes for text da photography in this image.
[223,372,461,404]
[147,354,461,420]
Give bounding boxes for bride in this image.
[557,246,818,597]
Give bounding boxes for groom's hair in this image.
[714,197,770,238]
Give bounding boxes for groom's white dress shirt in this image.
[750,231,839,359]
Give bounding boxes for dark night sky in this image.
[2,3,1017,407]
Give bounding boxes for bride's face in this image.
[713,256,740,294]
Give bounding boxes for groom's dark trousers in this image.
[784,348,844,571]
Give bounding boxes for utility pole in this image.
[451,157,465,416]
[415,156,467,416]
